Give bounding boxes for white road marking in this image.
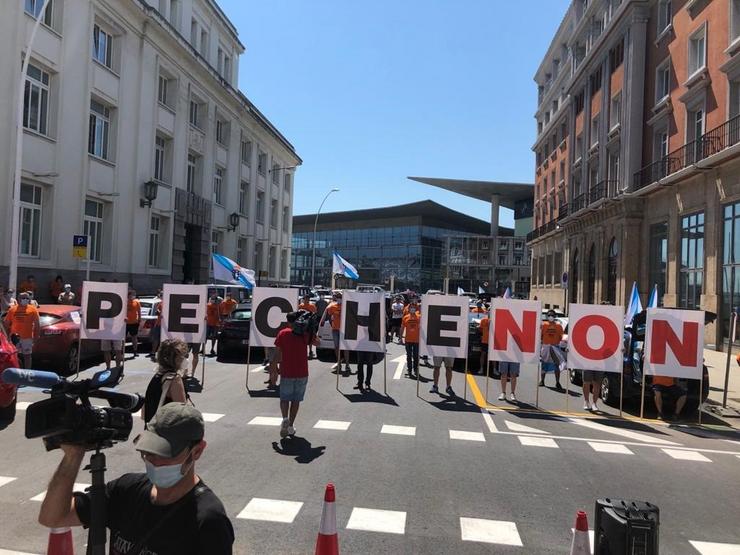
[449,430,486,442]
[31,483,90,502]
[249,367,264,373]
[247,416,283,426]
[202,413,225,422]
[314,420,351,431]
[518,436,559,448]
[504,420,550,434]
[481,409,498,433]
[570,528,595,553]
[662,449,712,462]
[725,439,740,446]
[0,477,17,488]
[0,549,41,555]
[588,442,634,455]
[381,425,416,436]
[391,356,405,380]
[689,540,740,554]
[568,417,680,445]
[460,518,523,546]
[15,402,31,411]
[236,498,304,523]
[346,507,406,535]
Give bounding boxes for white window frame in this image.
[88,99,111,160]
[655,129,669,162]
[241,139,251,165]
[23,62,50,136]
[19,183,42,258]
[211,230,222,255]
[239,181,249,216]
[25,0,53,27]
[256,191,264,223]
[237,236,247,265]
[154,135,166,182]
[157,73,173,108]
[732,0,740,44]
[284,173,291,194]
[282,206,289,232]
[214,167,224,205]
[688,24,707,79]
[258,151,266,176]
[655,59,670,104]
[272,163,280,185]
[270,198,278,229]
[92,24,113,69]
[84,198,105,263]
[189,97,203,129]
[216,118,229,146]
[280,249,288,280]
[657,0,671,35]
[590,115,599,148]
[187,153,197,193]
[148,215,161,268]
[609,92,621,131]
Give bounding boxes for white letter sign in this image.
[161,284,207,343]
[80,281,128,340]
[250,287,298,347]
[420,294,469,358]
[567,304,624,372]
[340,291,385,353]
[644,308,704,379]
[488,299,542,364]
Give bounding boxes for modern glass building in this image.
[291,200,506,293]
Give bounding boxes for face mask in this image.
[144,451,192,488]
[548,316,555,322]
[410,309,417,315]
[19,299,29,306]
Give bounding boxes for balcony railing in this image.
[558,202,569,220]
[588,180,619,204]
[570,193,586,214]
[633,114,740,191]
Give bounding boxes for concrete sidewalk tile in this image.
[236,498,304,523]
[247,416,283,426]
[449,430,486,442]
[518,436,559,448]
[689,540,740,554]
[661,448,712,462]
[460,517,522,546]
[0,477,17,488]
[381,425,416,436]
[588,442,634,455]
[313,420,351,431]
[346,507,406,535]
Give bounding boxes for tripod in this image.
[84,446,109,555]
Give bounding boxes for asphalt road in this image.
[1,342,739,554]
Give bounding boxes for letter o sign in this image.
[571,314,620,360]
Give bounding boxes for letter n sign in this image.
[644,308,704,379]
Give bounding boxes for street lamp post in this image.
[310,188,339,288]
[9,0,53,291]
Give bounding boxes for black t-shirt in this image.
[74,473,234,555]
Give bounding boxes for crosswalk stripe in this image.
[0,477,17,488]
[568,417,680,445]
[518,436,559,448]
[0,549,41,555]
[689,541,740,554]
[381,425,416,436]
[202,413,225,422]
[662,449,712,462]
[392,356,405,380]
[461,518,522,546]
[31,483,90,502]
[313,420,351,431]
[449,430,486,442]
[346,507,406,535]
[236,498,303,523]
[504,420,550,434]
[481,409,498,433]
[247,416,283,426]
[15,402,31,411]
[588,442,634,455]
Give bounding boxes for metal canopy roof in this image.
[407,176,534,209]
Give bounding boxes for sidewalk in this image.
[702,348,740,426]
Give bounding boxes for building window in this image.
[589,67,602,93]
[282,206,289,232]
[591,115,599,147]
[157,72,175,108]
[586,244,596,304]
[656,60,670,104]
[186,153,198,193]
[654,129,669,162]
[215,117,228,146]
[154,136,166,182]
[214,167,224,205]
[272,163,280,185]
[25,0,53,26]
[256,191,264,223]
[607,149,620,184]
[211,230,222,255]
[190,18,198,47]
[571,249,579,302]
[189,97,204,129]
[23,63,49,135]
[609,93,621,130]
[258,152,267,176]
[237,236,247,265]
[241,139,251,165]
[148,215,161,268]
[657,0,671,34]
[270,199,278,229]
[88,100,111,160]
[284,173,291,194]
[680,212,704,309]
[688,25,707,77]
[200,29,208,58]
[19,184,42,257]
[648,222,668,307]
[606,238,618,304]
[254,241,263,270]
[609,39,624,72]
[84,199,104,263]
[688,107,705,162]
[169,0,180,26]
[280,249,288,280]
[575,134,583,160]
[733,0,740,43]
[239,181,249,216]
[92,24,113,69]
[574,90,585,114]
[722,202,740,337]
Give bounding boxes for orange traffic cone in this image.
[570,510,591,555]
[47,527,74,555]
[315,483,339,555]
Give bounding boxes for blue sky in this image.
[221,0,570,228]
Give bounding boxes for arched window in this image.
[607,237,618,305]
[571,249,579,303]
[587,243,596,304]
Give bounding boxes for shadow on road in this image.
[272,436,325,464]
[425,394,481,413]
[246,387,280,398]
[341,390,398,406]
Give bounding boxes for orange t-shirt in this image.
[325,303,342,330]
[471,307,486,314]
[298,302,316,313]
[19,280,37,295]
[652,376,675,387]
[541,321,564,345]
[206,303,221,326]
[50,281,63,300]
[155,302,163,326]
[403,304,420,316]
[4,304,40,339]
[402,313,420,343]
[126,299,141,324]
[220,298,238,316]
[479,317,490,345]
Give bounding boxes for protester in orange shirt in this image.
[206,293,222,357]
[471,300,486,314]
[18,274,37,297]
[479,314,490,376]
[402,306,421,378]
[126,290,142,357]
[652,375,687,421]
[4,292,40,368]
[49,275,64,302]
[220,292,238,318]
[320,292,349,373]
[540,310,565,391]
[298,294,317,359]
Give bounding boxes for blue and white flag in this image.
[332,252,359,280]
[647,284,659,309]
[457,287,465,296]
[212,254,255,289]
[479,286,485,294]
[624,281,643,325]
[503,287,512,299]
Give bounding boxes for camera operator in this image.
[38,403,234,554]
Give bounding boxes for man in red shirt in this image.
[275,312,320,438]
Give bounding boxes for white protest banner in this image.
[488,299,542,364]
[80,281,128,340]
[161,284,208,343]
[567,303,624,372]
[420,294,469,358]
[644,308,704,379]
[250,287,298,348]
[340,291,385,353]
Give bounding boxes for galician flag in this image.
[332,252,359,280]
[457,287,465,296]
[479,286,485,294]
[212,254,256,289]
[624,281,643,325]
[647,284,659,309]
[503,287,512,299]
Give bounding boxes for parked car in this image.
[203,284,252,304]
[217,306,251,360]
[34,305,99,375]
[137,296,161,345]
[0,324,20,422]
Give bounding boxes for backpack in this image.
[143,372,190,424]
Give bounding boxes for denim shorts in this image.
[280,377,308,402]
[331,329,340,349]
[499,361,520,377]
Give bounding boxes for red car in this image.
[0,324,20,422]
[33,305,99,376]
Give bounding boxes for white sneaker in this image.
[280,418,289,438]
[287,425,296,436]
[508,393,517,402]
[583,403,591,411]
[497,393,506,401]
[591,401,598,411]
